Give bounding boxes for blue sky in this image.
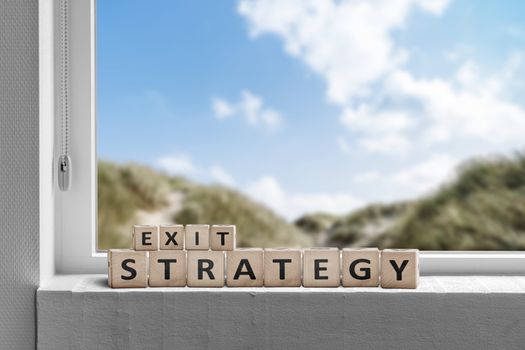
[97,0,525,219]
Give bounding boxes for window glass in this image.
[97,0,525,250]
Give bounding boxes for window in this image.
[45,0,525,274]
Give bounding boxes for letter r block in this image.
[210,225,236,251]
[264,248,301,287]
[303,248,340,287]
[187,251,224,287]
[381,249,419,289]
[133,225,159,251]
[342,248,380,287]
[226,249,264,287]
[149,250,187,287]
[108,249,147,288]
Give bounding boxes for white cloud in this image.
[245,175,361,220]
[352,171,382,184]
[156,153,198,176]
[337,136,351,154]
[212,90,284,131]
[210,165,236,186]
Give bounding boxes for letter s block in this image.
[381,249,419,289]
[133,225,159,251]
[226,249,264,287]
[187,251,224,287]
[303,248,340,287]
[342,248,380,287]
[108,250,147,288]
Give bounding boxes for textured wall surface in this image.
[38,275,525,350]
[0,0,40,349]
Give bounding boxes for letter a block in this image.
[133,225,159,251]
[381,249,419,289]
[303,248,340,287]
[264,248,302,287]
[342,248,380,287]
[159,224,185,250]
[227,249,264,287]
[185,224,210,250]
[149,251,187,287]
[108,250,147,288]
[210,225,236,251]
[187,251,224,287]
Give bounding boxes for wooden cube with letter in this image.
[342,248,380,287]
[108,249,148,288]
[380,249,419,289]
[187,250,225,287]
[133,224,159,251]
[264,248,302,287]
[210,224,236,251]
[159,224,185,250]
[149,250,187,287]
[226,248,264,287]
[185,224,210,250]
[303,248,340,287]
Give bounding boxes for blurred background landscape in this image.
[97,0,525,250]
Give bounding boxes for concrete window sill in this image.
[38,275,525,349]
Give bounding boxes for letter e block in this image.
[159,224,185,250]
[149,250,187,287]
[342,248,380,287]
[227,249,264,287]
[133,225,159,251]
[264,248,302,287]
[381,249,419,289]
[108,250,147,288]
[185,224,210,250]
[210,225,236,251]
[303,248,340,287]
[187,251,224,287]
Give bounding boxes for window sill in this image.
[38,275,525,349]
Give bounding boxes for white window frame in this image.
[40,0,525,275]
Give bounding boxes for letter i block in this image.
[108,250,147,288]
[264,249,302,287]
[159,224,185,250]
[210,225,236,251]
[149,251,187,287]
[227,249,264,287]
[342,248,380,287]
[303,248,340,287]
[187,251,225,287]
[184,224,210,250]
[381,249,419,289]
[133,225,159,251]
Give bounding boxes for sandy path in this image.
[134,191,184,225]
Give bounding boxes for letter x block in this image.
[133,225,159,251]
[210,225,236,251]
[185,224,210,250]
[342,248,380,287]
[159,224,185,250]
[381,249,419,289]
[108,250,147,288]
[226,249,264,287]
[149,250,187,287]
[187,251,225,287]
[264,248,302,287]
[303,248,340,287]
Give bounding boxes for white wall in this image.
[0,0,39,348]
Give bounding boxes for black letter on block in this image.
[349,259,371,280]
[314,259,329,280]
[234,259,256,280]
[217,232,229,246]
[195,232,200,246]
[198,259,215,280]
[389,260,409,281]
[142,232,152,246]
[158,259,178,280]
[164,232,178,246]
[272,259,292,280]
[121,259,137,280]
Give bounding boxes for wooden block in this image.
[381,249,419,289]
[187,251,225,287]
[303,248,340,287]
[108,249,147,288]
[184,224,210,250]
[149,250,187,287]
[210,225,236,251]
[133,225,159,251]
[159,224,185,250]
[342,248,380,287]
[226,249,264,287]
[264,248,302,287]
